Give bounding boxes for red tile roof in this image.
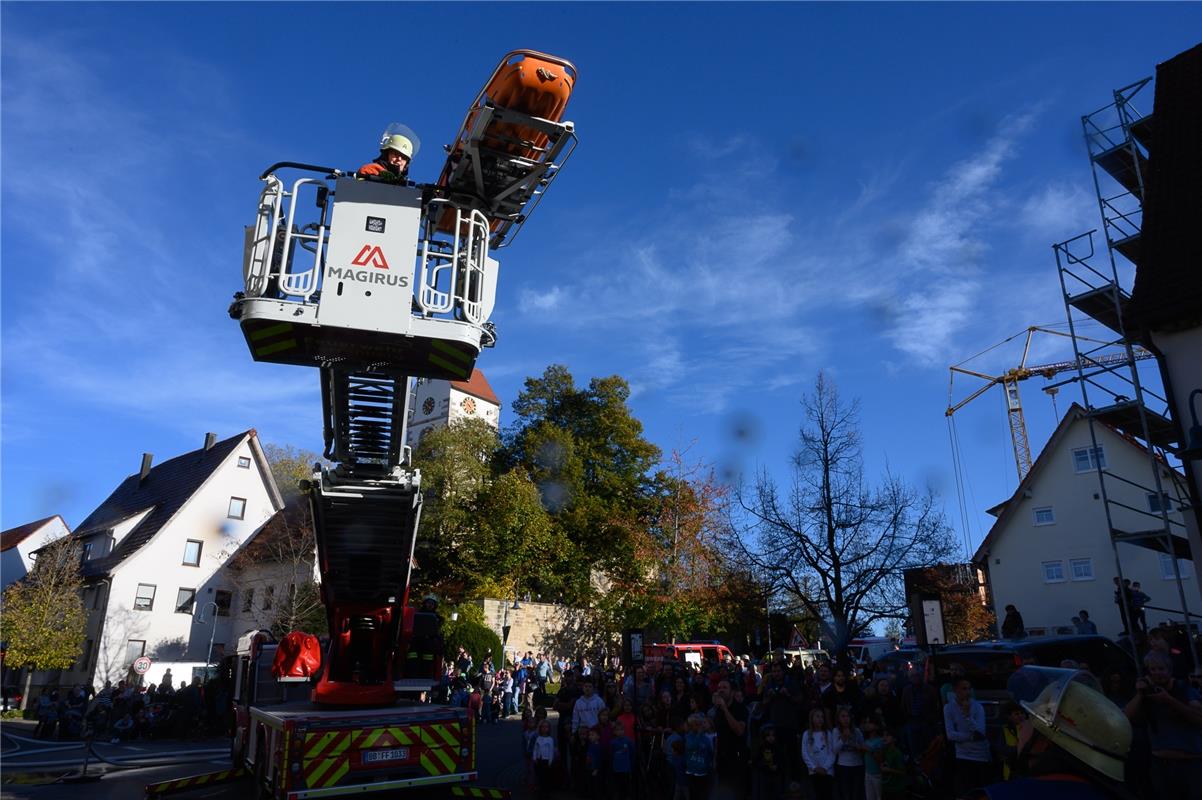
[0,515,67,553]
[450,369,500,406]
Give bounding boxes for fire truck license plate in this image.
[363,748,409,763]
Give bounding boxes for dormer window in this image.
[237,456,251,469]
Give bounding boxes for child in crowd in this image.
[751,723,783,800]
[802,707,835,800]
[530,719,557,800]
[1000,702,1025,780]
[684,712,714,800]
[833,707,866,800]
[609,720,634,797]
[665,716,688,800]
[862,716,884,800]
[878,731,907,800]
[521,709,538,793]
[584,727,605,800]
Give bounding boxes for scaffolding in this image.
[1052,77,1197,671]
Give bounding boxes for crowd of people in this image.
[32,670,228,742]
[500,636,1200,800]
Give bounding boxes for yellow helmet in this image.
[1020,668,1132,782]
[380,134,414,159]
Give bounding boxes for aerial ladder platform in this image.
[149,49,578,800]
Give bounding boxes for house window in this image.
[1147,492,1174,514]
[82,541,94,561]
[1042,561,1066,583]
[1072,446,1106,473]
[1069,558,1094,581]
[263,585,275,610]
[1160,553,1195,580]
[237,456,251,469]
[215,590,233,617]
[175,588,196,615]
[242,588,255,613]
[1033,507,1055,526]
[134,583,156,611]
[125,639,146,666]
[183,539,203,566]
[228,497,246,520]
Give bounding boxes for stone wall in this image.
[477,598,573,664]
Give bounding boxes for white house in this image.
[59,431,283,692]
[974,405,1198,638]
[406,369,501,448]
[1,515,71,588]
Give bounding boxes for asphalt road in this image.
[1,714,533,800]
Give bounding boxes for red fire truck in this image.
[146,49,578,800]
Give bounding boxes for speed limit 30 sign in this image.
[133,655,152,675]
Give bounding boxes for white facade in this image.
[1151,326,1202,584]
[63,433,283,691]
[406,370,500,448]
[977,412,1199,638]
[0,515,71,588]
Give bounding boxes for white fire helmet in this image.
[1019,668,1132,782]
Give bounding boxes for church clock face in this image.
[461,397,477,414]
[422,397,435,415]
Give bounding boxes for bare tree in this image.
[731,372,957,656]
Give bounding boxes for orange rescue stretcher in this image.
[435,50,578,245]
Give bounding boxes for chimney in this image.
[204,432,217,451]
[139,453,153,484]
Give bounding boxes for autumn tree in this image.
[904,565,995,644]
[0,535,88,707]
[732,372,958,657]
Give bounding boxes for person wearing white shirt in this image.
[571,681,605,733]
[802,708,836,800]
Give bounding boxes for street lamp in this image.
[194,600,220,677]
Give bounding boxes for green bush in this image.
[443,619,502,674]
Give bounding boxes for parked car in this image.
[927,635,1135,730]
[872,648,926,677]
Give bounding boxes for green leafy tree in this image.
[1,535,88,707]
[502,366,661,603]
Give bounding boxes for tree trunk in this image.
[21,668,33,712]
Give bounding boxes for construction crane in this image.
[946,326,1153,480]
[154,50,578,800]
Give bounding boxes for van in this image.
[763,648,831,670]
[846,637,899,666]
[644,642,734,668]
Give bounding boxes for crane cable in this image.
[946,415,975,561]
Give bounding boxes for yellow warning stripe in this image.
[305,731,339,759]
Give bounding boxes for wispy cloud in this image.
[511,111,1044,403]
[1019,182,1096,241]
[1,34,318,443]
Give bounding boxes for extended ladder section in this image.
[232,49,579,707]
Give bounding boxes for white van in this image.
[846,637,898,665]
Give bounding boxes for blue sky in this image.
[3,3,1198,561]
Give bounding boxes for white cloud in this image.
[1,33,316,440]
[519,286,566,312]
[1019,182,1096,240]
